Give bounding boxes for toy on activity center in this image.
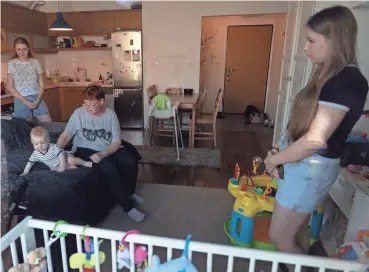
[8,247,46,272]
[224,155,323,250]
[144,234,198,272]
[333,229,369,265]
[117,230,148,271]
[68,225,105,272]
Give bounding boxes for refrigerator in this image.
[111,30,143,129]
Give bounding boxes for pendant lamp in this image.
[49,0,73,31]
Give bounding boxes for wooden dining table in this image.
[167,93,199,148]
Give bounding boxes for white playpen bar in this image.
[1,217,367,272]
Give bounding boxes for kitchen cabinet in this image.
[43,88,61,122]
[114,10,142,30]
[47,11,115,36]
[31,34,54,51]
[5,31,31,50]
[59,87,85,121]
[1,2,48,34]
[1,30,56,54]
[1,29,7,53]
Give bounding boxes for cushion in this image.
[0,118,33,152]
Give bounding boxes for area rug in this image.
[98,183,273,272]
[138,146,221,168]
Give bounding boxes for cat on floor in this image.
[244,105,269,124]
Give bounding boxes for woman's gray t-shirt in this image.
[65,107,121,152]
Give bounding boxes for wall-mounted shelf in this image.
[2,49,57,54]
[55,47,111,51]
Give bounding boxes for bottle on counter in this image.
[98,73,103,83]
[52,69,60,83]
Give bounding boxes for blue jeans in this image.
[276,132,340,213]
[14,94,49,119]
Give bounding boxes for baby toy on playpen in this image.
[224,155,323,250]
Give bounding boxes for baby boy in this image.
[21,126,92,175]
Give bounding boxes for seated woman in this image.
[57,85,145,222]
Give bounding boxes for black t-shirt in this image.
[318,66,368,158]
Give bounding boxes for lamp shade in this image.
[49,12,73,31]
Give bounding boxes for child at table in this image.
[21,126,92,175]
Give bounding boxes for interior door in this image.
[224,25,273,114]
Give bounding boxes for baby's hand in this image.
[56,167,65,172]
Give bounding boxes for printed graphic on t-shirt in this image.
[82,128,112,142]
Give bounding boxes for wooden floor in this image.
[122,115,328,257]
[121,115,274,188]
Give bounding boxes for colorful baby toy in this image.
[144,234,198,272]
[117,230,148,271]
[224,157,323,250]
[69,225,105,272]
[333,229,369,264]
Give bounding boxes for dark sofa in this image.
[1,117,115,225]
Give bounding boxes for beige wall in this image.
[199,14,287,119]
[142,1,289,125]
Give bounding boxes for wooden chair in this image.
[179,85,208,128]
[146,84,157,105]
[191,89,223,147]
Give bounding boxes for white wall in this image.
[142,1,289,125]
[199,14,286,119]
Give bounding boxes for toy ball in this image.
[252,156,262,166]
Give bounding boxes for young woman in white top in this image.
[6,37,51,121]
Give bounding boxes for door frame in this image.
[223,24,274,114]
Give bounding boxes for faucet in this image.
[76,67,87,82]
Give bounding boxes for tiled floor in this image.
[121,115,274,188]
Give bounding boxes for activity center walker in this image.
[224,157,323,250]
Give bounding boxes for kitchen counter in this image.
[1,82,114,101]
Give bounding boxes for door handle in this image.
[227,68,236,72]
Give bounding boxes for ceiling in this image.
[354,1,369,8]
[4,1,141,12]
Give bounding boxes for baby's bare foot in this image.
[69,165,78,169]
[84,161,93,167]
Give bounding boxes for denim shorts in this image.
[276,132,340,213]
[14,94,49,119]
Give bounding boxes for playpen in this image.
[1,217,367,272]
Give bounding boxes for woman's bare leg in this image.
[36,114,52,122]
[296,217,311,254]
[67,154,92,167]
[269,202,310,271]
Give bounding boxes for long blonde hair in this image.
[11,37,34,59]
[288,5,358,142]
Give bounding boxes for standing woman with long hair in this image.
[264,5,368,265]
[6,37,51,121]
